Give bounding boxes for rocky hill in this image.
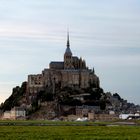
[0,80,139,120]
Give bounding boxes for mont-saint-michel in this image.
[0,32,139,121]
[0,1,140,139]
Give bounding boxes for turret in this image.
[82,59,86,69]
[79,57,83,69]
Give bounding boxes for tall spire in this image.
[65,30,72,55]
[67,30,70,48]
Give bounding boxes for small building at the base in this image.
[2,107,26,120]
[88,113,118,121]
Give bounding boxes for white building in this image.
[3,111,11,120]
[2,107,26,120]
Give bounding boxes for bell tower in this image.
[64,31,73,69]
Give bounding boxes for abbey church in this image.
[27,33,100,94]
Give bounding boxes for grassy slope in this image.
[0,125,140,140]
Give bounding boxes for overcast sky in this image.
[0,0,140,105]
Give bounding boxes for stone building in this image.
[2,107,26,120]
[88,113,118,121]
[27,32,100,95]
[76,105,100,117]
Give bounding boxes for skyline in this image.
[0,0,140,105]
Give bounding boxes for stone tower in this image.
[64,32,73,69]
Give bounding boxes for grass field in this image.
[0,120,111,126]
[0,125,140,140]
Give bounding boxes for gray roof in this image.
[65,46,72,55]
[50,61,64,69]
[72,56,79,60]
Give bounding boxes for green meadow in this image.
[0,125,140,140]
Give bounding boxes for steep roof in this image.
[65,47,72,55]
[49,61,64,69]
[65,31,72,55]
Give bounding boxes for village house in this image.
[2,107,26,120]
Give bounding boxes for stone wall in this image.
[61,70,80,88]
[88,113,118,121]
[27,74,44,94]
[27,68,100,94]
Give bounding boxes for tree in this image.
[1,82,27,111]
[113,93,121,100]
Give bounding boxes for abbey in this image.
[27,33,100,94]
